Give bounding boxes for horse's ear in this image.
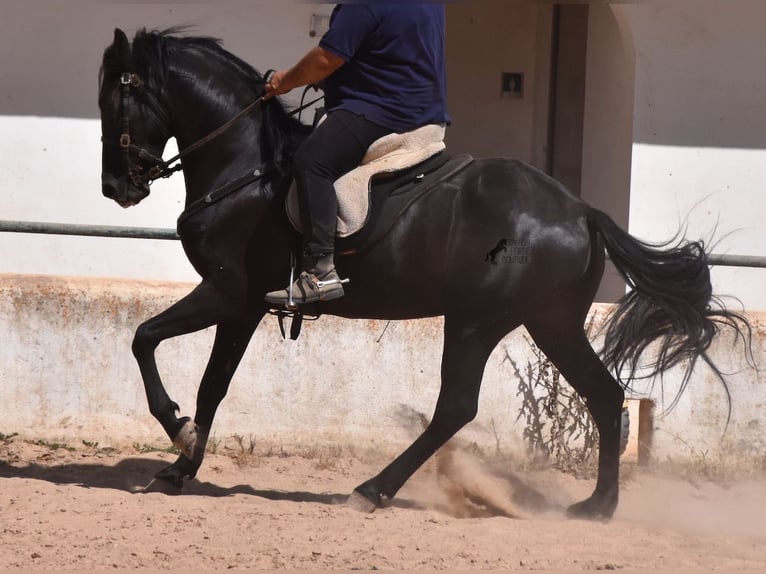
[114,28,129,47]
[113,28,132,65]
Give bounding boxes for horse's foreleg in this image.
[527,318,625,520]
[351,316,513,510]
[154,318,260,486]
[131,282,242,445]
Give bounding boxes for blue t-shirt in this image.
[319,4,451,133]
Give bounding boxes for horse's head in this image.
[99,27,314,212]
[99,28,170,208]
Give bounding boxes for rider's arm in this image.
[264,46,345,100]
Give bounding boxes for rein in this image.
[147,93,265,182]
[113,69,323,188]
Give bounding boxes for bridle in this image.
[111,71,266,188]
[109,69,322,191]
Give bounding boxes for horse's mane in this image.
[103,27,312,171]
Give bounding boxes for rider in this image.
[263,3,450,306]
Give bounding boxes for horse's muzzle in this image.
[102,174,150,208]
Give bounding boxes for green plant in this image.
[33,439,76,452]
[231,433,256,455]
[132,442,179,454]
[0,432,19,444]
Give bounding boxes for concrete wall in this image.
[1,274,762,464]
[581,5,635,302]
[445,3,551,167]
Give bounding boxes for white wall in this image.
[620,0,766,309]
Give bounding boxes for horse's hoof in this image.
[346,490,377,513]
[157,462,186,484]
[566,495,616,521]
[135,477,183,495]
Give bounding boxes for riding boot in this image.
[264,252,345,306]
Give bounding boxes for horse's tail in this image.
[586,207,752,410]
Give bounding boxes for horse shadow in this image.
[0,454,560,517]
[0,457,347,504]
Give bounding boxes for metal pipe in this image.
[0,220,178,241]
[707,254,766,268]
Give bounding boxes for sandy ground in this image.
[0,435,764,571]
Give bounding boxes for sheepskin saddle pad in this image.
[286,123,447,238]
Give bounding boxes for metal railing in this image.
[0,220,178,241]
[0,219,764,268]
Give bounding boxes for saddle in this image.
[286,124,473,254]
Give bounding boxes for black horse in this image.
[99,28,748,519]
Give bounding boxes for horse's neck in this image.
[166,70,265,204]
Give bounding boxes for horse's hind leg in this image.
[153,319,260,487]
[351,315,517,510]
[526,316,625,519]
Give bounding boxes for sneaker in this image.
[264,268,345,306]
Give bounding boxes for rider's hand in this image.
[264,70,287,100]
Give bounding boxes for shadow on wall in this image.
[5,2,765,152]
[0,3,322,120]
[619,1,766,149]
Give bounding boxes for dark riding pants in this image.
[293,109,392,259]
